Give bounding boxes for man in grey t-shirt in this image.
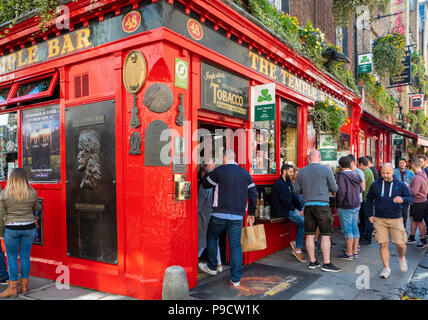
[294,150,340,272]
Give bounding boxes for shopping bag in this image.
[241,224,267,252]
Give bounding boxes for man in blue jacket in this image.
[271,163,305,263]
[366,163,414,279]
[394,157,414,229]
[198,150,258,287]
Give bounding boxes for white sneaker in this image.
[217,265,223,273]
[399,258,408,272]
[229,280,240,287]
[198,263,217,275]
[380,267,391,279]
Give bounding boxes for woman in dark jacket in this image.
[0,168,41,298]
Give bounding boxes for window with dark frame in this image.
[280,99,298,166]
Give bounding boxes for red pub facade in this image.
[0,0,362,299]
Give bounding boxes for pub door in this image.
[197,122,244,277]
[65,100,118,264]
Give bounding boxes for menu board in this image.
[22,105,60,181]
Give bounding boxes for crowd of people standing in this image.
[197,148,428,286]
[276,150,428,278]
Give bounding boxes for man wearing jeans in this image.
[294,150,340,272]
[198,150,258,287]
[272,163,305,263]
[335,156,363,260]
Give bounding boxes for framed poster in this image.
[22,105,60,181]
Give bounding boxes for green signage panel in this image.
[320,149,337,161]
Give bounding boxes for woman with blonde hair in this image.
[0,168,40,298]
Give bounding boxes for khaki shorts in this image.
[373,217,407,245]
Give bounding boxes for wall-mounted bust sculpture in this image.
[77,130,102,190]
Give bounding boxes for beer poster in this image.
[22,105,60,181]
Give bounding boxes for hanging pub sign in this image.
[251,83,276,122]
[410,94,424,110]
[389,51,411,87]
[22,105,60,181]
[201,62,249,120]
[358,53,372,74]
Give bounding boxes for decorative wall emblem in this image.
[123,50,147,95]
[130,94,140,128]
[143,83,173,113]
[77,130,102,190]
[122,11,141,33]
[145,120,170,166]
[129,131,142,155]
[187,18,203,41]
[176,93,185,126]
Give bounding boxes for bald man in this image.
[294,149,340,272]
[366,163,414,279]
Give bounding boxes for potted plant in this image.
[311,99,350,142]
[372,33,406,80]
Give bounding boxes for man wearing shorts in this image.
[408,158,427,248]
[294,150,340,272]
[366,163,414,279]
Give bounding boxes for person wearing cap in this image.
[394,157,414,229]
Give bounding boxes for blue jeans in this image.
[338,208,360,239]
[0,244,8,279]
[4,228,36,281]
[206,216,242,283]
[288,210,305,249]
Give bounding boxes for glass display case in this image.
[0,112,18,180]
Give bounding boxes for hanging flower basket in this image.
[372,33,406,80]
[311,99,350,142]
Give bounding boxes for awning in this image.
[418,137,428,147]
[361,111,417,139]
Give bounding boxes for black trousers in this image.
[402,203,409,230]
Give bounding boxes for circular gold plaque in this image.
[123,50,147,95]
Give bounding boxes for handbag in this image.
[241,223,267,252]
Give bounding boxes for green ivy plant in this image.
[247,0,303,53]
[411,51,428,96]
[326,60,359,95]
[311,99,350,142]
[372,33,406,80]
[410,110,428,135]
[359,73,396,115]
[332,0,389,27]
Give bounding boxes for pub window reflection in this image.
[280,99,298,166]
[0,112,18,180]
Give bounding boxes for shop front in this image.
[0,0,361,299]
[359,111,417,170]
